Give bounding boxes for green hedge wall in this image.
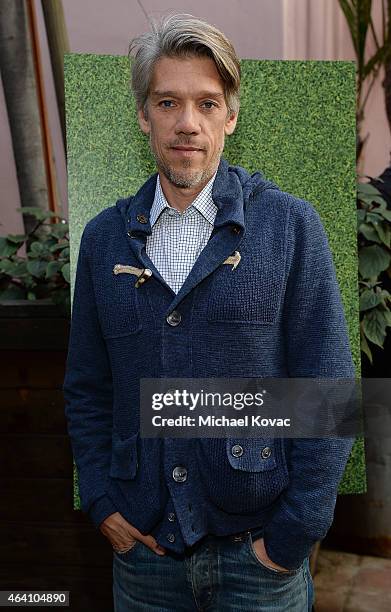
[65,54,365,510]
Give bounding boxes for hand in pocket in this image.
[253,537,291,572]
[99,512,166,555]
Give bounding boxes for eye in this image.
[159,100,175,108]
[201,101,217,109]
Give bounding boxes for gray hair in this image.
[128,13,241,116]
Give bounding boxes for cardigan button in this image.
[168,512,176,522]
[166,310,182,326]
[172,466,187,482]
[231,444,244,457]
[166,533,175,543]
[136,214,148,224]
[261,446,272,459]
[231,226,241,234]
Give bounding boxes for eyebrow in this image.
[150,90,225,99]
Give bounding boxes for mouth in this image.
[170,146,204,157]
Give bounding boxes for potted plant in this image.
[358,179,391,365]
[0,207,70,350]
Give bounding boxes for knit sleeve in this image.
[63,222,118,528]
[263,199,356,569]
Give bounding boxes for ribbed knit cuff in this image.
[263,504,319,570]
[88,494,118,529]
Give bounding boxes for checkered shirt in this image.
[145,173,218,294]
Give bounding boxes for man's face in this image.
[137,55,238,189]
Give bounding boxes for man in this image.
[63,13,355,611]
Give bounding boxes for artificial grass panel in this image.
[64,54,365,511]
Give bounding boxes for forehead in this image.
[149,55,225,97]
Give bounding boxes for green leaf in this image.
[0,237,19,257]
[49,242,69,253]
[374,222,391,248]
[338,1,359,56]
[374,207,391,222]
[60,247,70,258]
[29,241,50,256]
[358,223,381,243]
[359,289,382,311]
[61,262,70,283]
[377,289,391,303]
[7,234,27,244]
[26,260,48,278]
[363,42,391,78]
[27,291,37,300]
[357,182,383,198]
[360,327,373,364]
[357,183,388,210]
[49,222,69,239]
[357,209,366,223]
[0,259,13,274]
[44,237,59,249]
[359,245,390,278]
[366,212,383,224]
[46,260,62,278]
[362,308,387,347]
[359,0,382,75]
[0,260,28,277]
[358,193,387,206]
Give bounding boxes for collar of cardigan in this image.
[120,157,251,236]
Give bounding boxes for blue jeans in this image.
[113,530,314,611]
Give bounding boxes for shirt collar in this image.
[149,171,218,227]
[122,158,245,237]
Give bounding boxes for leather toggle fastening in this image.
[222,250,241,270]
[113,263,152,287]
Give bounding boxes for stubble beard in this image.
[150,138,223,189]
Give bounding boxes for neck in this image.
[158,168,217,213]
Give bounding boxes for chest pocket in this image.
[207,248,284,325]
[95,263,142,338]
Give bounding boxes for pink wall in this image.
[62,0,284,59]
[283,0,390,178]
[0,74,23,236]
[358,0,390,178]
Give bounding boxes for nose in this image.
[175,104,200,135]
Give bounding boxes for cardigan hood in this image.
[115,157,280,235]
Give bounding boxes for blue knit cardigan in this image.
[63,157,355,569]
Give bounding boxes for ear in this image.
[137,106,150,135]
[224,110,238,136]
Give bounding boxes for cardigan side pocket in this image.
[196,437,289,515]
